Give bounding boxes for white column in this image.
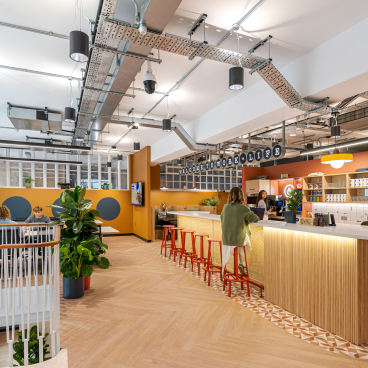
[54,153,59,189]
[118,158,121,190]
[31,148,35,188]
[18,149,23,187]
[87,154,91,189]
[77,154,81,186]
[43,150,47,188]
[98,154,101,189]
[108,154,111,187]
[6,148,10,187]
[66,154,70,183]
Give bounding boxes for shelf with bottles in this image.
[302,176,323,190]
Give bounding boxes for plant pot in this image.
[84,275,91,291]
[25,183,31,188]
[285,211,296,224]
[63,276,84,299]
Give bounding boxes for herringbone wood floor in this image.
[58,236,367,368]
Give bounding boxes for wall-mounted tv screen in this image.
[131,181,143,206]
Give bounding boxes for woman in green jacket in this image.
[221,187,259,275]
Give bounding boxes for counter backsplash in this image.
[311,203,368,225]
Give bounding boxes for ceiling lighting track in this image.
[300,137,368,156]
[0,140,90,152]
[81,86,135,98]
[141,0,267,118]
[0,64,83,82]
[91,45,162,63]
[0,157,83,165]
[0,21,69,39]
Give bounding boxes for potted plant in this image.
[13,326,49,365]
[199,189,221,213]
[285,189,304,223]
[48,186,110,299]
[101,183,109,190]
[25,176,34,188]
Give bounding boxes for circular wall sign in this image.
[205,162,210,170]
[192,165,195,173]
[188,166,192,174]
[185,167,189,174]
[284,184,294,197]
[227,156,233,167]
[263,147,272,160]
[216,159,221,168]
[233,155,240,166]
[240,153,247,165]
[273,144,283,159]
[221,157,227,168]
[247,151,254,163]
[196,164,200,172]
[179,169,182,175]
[200,163,204,171]
[255,149,263,162]
[210,161,215,170]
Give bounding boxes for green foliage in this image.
[101,183,109,189]
[286,189,304,212]
[47,186,110,279]
[199,189,221,207]
[24,177,34,184]
[13,326,49,366]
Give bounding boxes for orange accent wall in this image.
[131,146,151,240]
[150,165,228,213]
[0,188,133,234]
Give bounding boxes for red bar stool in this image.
[169,227,184,262]
[204,238,223,286]
[223,247,250,297]
[179,230,197,270]
[161,225,174,257]
[192,233,209,276]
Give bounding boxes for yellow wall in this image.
[0,188,133,234]
[131,146,151,240]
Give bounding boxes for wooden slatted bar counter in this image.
[170,211,368,345]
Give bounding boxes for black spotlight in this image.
[162,119,172,132]
[69,30,89,62]
[64,107,76,123]
[118,154,123,161]
[331,125,340,138]
[107,162,112,168]
[134,142,140,152]
[229,67,244,90]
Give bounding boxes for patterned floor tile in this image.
[158,251,368,360]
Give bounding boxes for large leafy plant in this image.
[286,189,304,212]
[48,186,109,279]
[199,189,221,207]
[13,326,49,366]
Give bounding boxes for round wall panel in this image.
[97,197,120,221]
[52,198,62,218]
[2,196,32,221]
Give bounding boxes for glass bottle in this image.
[314,214,319,226]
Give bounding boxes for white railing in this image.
[0,224,61,367]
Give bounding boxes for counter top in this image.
[170,211,368,240]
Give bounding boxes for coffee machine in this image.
[267,195,283,214]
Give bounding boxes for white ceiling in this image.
[0,0,368,155]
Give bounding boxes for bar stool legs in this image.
[223,247,250,297]
[179,230,197,270]
[204,238,223,286]
[169,227,184,261]
[192,233,209,276]
[160,225,174,257]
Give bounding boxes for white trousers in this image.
[222,235,252,274]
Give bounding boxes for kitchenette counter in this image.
[170,211,368,240]
[172,210,368,345]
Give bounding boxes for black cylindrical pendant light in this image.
[69,30,89,62]
[107,162,111,168]
[162,119,172,132]
[134,142,140,152]
[331,125,340,138]
[118,154,123,161]
[65,107,76,123]
[229,67,244,90]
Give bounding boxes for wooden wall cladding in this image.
[264,227,368,345]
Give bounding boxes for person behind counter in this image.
[256,190,277,217]
[157,202,173,226]
[25,206,51,224]
[221,187,259,276]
